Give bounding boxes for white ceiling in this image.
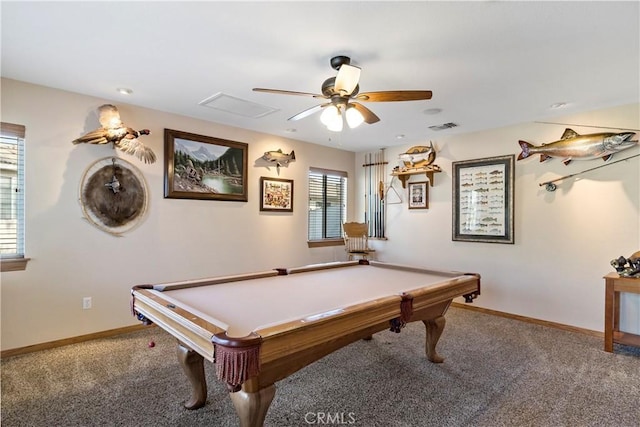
[2,1,639,152]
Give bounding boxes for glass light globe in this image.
[320,105,339,126]
[345,106,364,128]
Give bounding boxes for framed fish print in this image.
[164,129,248,201]
[260,177,293,212]
[452,155,514,244]
[408,181,428,209]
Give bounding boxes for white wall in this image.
[0,79,355,351]
[1,79,638,351]
[357,104,640,335]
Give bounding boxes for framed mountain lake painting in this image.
[164,129,248,201]
[452,155,514,244]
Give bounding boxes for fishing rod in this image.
[534,121,640,132]
[539,153,640,191]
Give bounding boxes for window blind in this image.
[308,168,347,241]
[0,123,26,258]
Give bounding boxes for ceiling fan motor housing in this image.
[322,77,359,97]
[330,55,351,70]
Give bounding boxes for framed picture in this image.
[260,177,293,212]
[164,129,248,201]
[408,181,428,209]
[452,155,514,244]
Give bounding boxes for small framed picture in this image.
[408,181,428,209]
[260,177,293,212]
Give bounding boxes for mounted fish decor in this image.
[397,142,436,171]
[261,149,295,172]
[517,129,637,165]
[72,104,156,164]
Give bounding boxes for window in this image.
[308,167,347,246]
[1,122,27,272]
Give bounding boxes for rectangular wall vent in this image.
[199,93,279,118]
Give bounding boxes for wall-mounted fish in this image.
[398,142,436,168]
[261,149,295,170]
[518,129,637,165]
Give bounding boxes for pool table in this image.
[131,260,480,427]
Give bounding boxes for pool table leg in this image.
[423,316,445,363]
[177,344,207,409]
[229,384,276,427]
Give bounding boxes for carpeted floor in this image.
[2,307,639,426]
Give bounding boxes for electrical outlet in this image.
[82,297,92,310]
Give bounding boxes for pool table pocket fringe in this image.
[390,294,414,333]
[213,334,262,392]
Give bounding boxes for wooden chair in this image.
[342,222,375,261]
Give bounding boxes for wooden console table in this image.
[603,272,640,352]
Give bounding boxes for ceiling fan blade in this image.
[351,102,380,124]
[288,103,331,121]
[253,88,327,99]
[354,90,433,102]
[334,64,361,95]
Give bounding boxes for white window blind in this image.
[308,167,347,241]
[0,123,26,258]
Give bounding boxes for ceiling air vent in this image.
[428,122,458,131]
[199,92,278,118]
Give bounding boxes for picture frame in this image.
[452,154,514,244]
[164,129,248,201]
[408,181,429,209]
[260,177,293,212]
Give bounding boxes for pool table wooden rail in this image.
[131,269,281,362]
[132,286,223,363]
[253,270,480,380]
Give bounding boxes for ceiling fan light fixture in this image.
[320,105,344,131]
[320,105,340,125]
[345,105,364,128]
[335,64,361,95]
[327,117,343,132]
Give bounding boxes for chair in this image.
[342,222,375,261]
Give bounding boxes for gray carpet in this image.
[2,307,639,427]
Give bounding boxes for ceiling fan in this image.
[253,56,432,131]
